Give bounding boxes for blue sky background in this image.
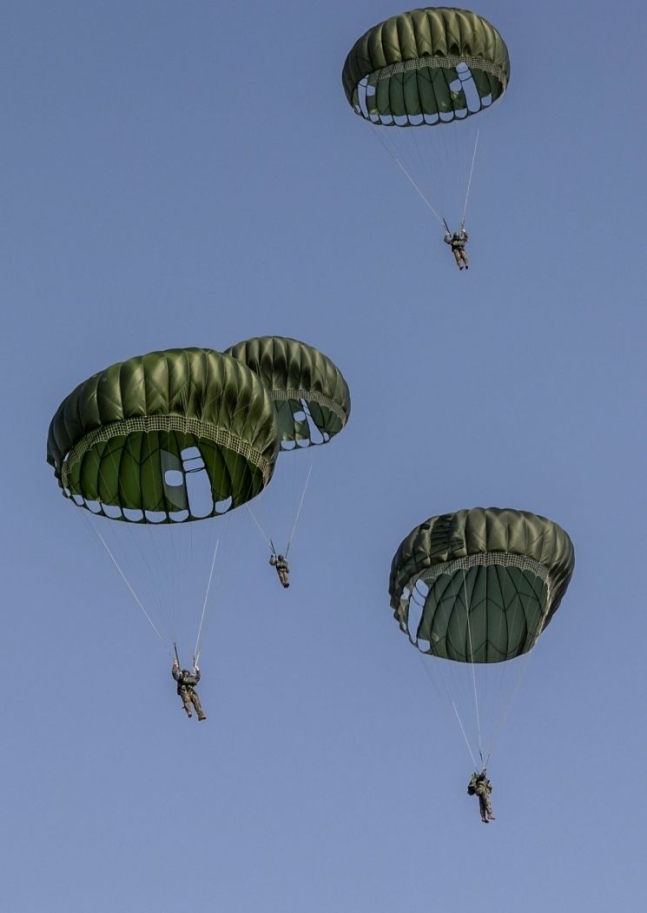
[2,1,646,910]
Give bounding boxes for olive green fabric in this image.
[389,508,574,663]
[224,337,350,448]
[342,7,510,124]
[47,348,279,522]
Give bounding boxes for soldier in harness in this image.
[172,659,207,721]
[444,226,469,270]
[467,768,495,823]
[270,553,290,588]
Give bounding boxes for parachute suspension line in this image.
[193,538,219,668]
[460,565,485,764]
[408,578,481,766]
[415,651,478,769]
[483,647,535,762]
[87,519,171,655]
[371,127,446,229]
[451,699,479,770]
[284,463,313,559]
[461,128,480,229]
[246,503,276,555]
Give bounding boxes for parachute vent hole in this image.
[184,464,214,517]
[293,410,306,422]
[414,579,430,600]
[407,588,425,636]
[144,510,167,524]
[164,469,184,488]
[181,447,205,473]
[103,504,123,520]
[71,493,84,507]
[123,508,144,522]
[215,496,232,515]
[170,509,189,523]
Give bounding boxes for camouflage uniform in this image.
[172,662,206,721]
[444,229,469,270]
[467,769,495,823]
[270,554,290,588]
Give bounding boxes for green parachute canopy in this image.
[389,508,574,663]
[47,347,280,523]
[342,7,510,125]
[224,337,351,450]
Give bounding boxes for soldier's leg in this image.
[485,795,495,820]
[191,692,207,721]
[478,795,488,822]
[461,250,469,269]
[180,689,193,717]
[453,249,463,269]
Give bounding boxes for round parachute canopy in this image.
[389,508,574,663]
[224,337,351,450]
[342,7,510,126]
[47,348,280,522]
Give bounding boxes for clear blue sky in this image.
[2,2,646,910]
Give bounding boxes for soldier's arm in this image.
[172,661,180,682]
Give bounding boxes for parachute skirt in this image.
[395,551,554,664]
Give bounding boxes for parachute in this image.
[342,7,510,230]
[389,507,574,762]
[224,336,350,558]
[224,336,350,450]
[47,347,280,659]
[48,347,279,520]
